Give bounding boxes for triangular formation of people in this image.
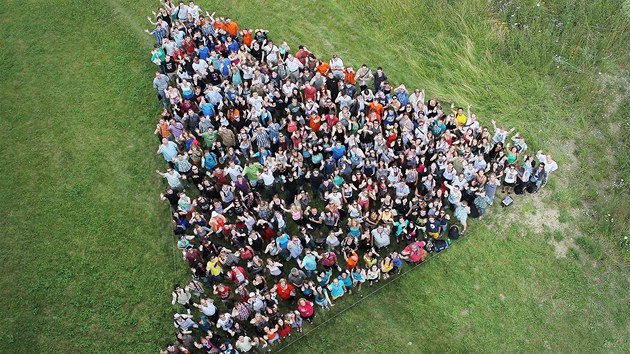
[148,2,558,353]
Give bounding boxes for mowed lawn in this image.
[1,0,629,353]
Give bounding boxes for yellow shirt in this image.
[456,113,467,125]
[207,260,222,276]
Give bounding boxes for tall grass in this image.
[0,0,628,352]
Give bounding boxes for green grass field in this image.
[1,0,629,352]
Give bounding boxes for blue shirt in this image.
[227,41,239,53]
[201,102,214,117]
[302,254,317,271]
[277,234,289,250]
[427,220,440,233]
[204,153,218,171]
[160,141,178,161]
[338,275,352,288]
[329,282,344,297]
[221,58,231,77]
[198,47,210,60]
[431,122,446,137]
[331,145,346,160]
[252,149,271,165]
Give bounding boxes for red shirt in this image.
[295,49,310,65]
[298,301,314,318]
[184,40,195,55]
[228,266,247,283]
[404,241,426,262]
[386,132,398,147]
[216,286,231,300]
[321,252,337,267]
[276,283,295,300]
[173,48,186,62]
[277,324,292,338]
[304,86,317,101]
[324,114,339,127]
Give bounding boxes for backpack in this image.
[430,239,451,253]
[448,225,460,240]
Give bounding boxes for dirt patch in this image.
[498,185,580,259]
[502,190,563,232]
[598,72,629,118]
[548,236,577,258]
[609,122,621,135]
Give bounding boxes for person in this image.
[287,267,307,288]
[296,298,315,324]
[366,264,381,286]
[157,138,179,167]
[274,278,295,301]
[327,277,345,301]
[400,241,427,263]
[171,284,193,314]
[157,168,184,190]
[536,150,558,187]
[153,72,170,107]
[355,64,373,91]
[371,224,391,249]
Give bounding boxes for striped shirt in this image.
[150,27,167,45]
[175,157,192,173]
[254,130,271,149]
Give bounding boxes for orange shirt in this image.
[225,21,239,37]
[242,32,253,47]
[346,252,358,269]
[158,122,170,138]
[309,115,321,132]
[228,108,240,121]
[344,69,355,85]
[368,102,384,118]
[214,20,226,31]
[317,62,331,76]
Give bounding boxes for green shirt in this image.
[244,163,262,181]
[201,131,217,147]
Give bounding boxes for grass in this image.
[0,0,629,353]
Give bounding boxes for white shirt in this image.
[226,165,243,181]
[537,152,558,175]
[330,57,344,72]
[236,337,253,352]
[261,171,275,186]
[248,96,264,114]
[192,59,208,76]
[200,302,217,316]
[285,57,303,72]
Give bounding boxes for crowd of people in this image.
[147,2,558,353]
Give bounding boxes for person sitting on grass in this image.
[400,241,427,264]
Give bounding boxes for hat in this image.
[174,313,181,319]
[291,267,298,273]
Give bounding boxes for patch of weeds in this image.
[554,231,565,242]
[576,236,602,258]
[569,248,581,260]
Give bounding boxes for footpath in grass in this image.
[0,0,628,353]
